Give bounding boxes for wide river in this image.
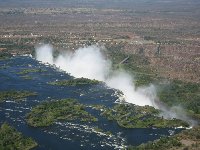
[0,56,183,149]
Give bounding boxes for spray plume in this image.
[35,44,197,126]
[36,44,158,107]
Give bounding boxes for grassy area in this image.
[128,126,200,150]
[17,68,46,75]
[93,103,189,128]
[0,90,37,102]
[0,123,37,150]
[48,78,100,86]
[157,80,200,119]
[26,99,98,127]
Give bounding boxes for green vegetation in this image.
[158,80,200,119]
[0,90,37,102]
[178,126,200,141]
[0,51,12,60]
[105,131,113,136]
[90,104,106,111]
[17,68,45,75]
[128,126,200,150]
[93,127,103,133]
[20,75,33,80]
[26,99,98,127]
[128,136,182,150]
[48,78,100,86]
[106,46,200,122]
[106,45,157,87]
[100,103,189,128]
[0,123,37,150]
[0,40,34,54]
[93,127,113,136]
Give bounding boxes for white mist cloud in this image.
[106,71,157,106]
[35,44,54,65]
[55,46,111,81]
[35,44,157,107]
[159,105,198,127]
[35,44,198,126]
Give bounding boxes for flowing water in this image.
[0,56,183,149]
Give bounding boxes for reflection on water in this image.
[0,56,183,149]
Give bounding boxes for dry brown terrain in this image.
[0,0,199,83]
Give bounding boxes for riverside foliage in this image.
[48,78,100,86]
[92,103,189,128]
[26,99,98,127]
[0,90,37,102]
[0,123,37,150]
